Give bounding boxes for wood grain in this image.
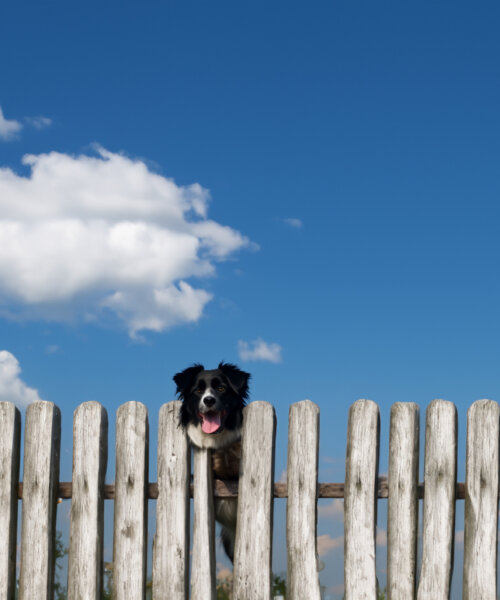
[417,399,457,600]
[191,447,216,600]
[344,399,380,600]
[0,402,20,600]
[19,401,61,600]
[463,399,499,600]
[233,402,276,600]
[112,402,148,600]
[18,479,467,499]
[68,402,108,600]
[153,400,191,600]
[286,400,321,600]
[387,402,419,600]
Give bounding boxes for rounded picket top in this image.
[417,399,457,600]
[344,399,380,600]
[68,401,108,600]
[463,398,500,599]
[287,399,321,600]
[113,401,149,599]
[234,401,276,600]
[387,402,419,599]
[19,401,61,600]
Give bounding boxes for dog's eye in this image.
[195,388,203,394]
[217,386,225,392]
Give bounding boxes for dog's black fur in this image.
[174,362,250,561]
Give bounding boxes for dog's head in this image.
[174,362,250,449]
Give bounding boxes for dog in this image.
[174,362,250,561]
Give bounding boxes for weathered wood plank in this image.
[233,401,276,600]
[463,399,499,600]
[286,400,321,600]
[18,479,470,499]
[19,401,61,600]
[387,402,419,600]
[153,401,191,600]
[112,402,149,600]
[344,399,380,600]
[191,447,216,600]
[417,399,457,600]
[68,402,108,600]
[0,402,21,600]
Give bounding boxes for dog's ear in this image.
[218,362,250,399]
[173,364,204,396]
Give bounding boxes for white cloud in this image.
[0,107,22,141]
[237,338,283,363]
[284,217,303,228]
[0,147,252,336]
[25,116,52,130]
[318,499,344,520]
[376,527,387,547]
[0,107,52,140]
[317,533,343,557]
[0,351,43,407]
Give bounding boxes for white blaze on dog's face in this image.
[195,373,229,434]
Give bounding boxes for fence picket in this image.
[113,402,149,600]
[19,401,61,600]
[6,396,500,598]
[153,400,191,600]
[344,399,379,600]
[191,447,216,600]
[286,400,321,600]
[233,401,276,600]
[0,402,20,600]
[417,399,457,600]
[68,402,108,600]
[463,399,499,600]
[387,402,419,599]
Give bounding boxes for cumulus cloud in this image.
[318,499,344,520]
[0,147,252,336]
[376,527,387,547]
[317,533,343,557]
[0,107,22,140]
[0,107,52,140]
[0,351,43,407]
[237,338,282,363]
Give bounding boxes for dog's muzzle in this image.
[198,408,227,434]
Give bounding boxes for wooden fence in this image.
[0,397,498,599]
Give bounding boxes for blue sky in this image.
[1,2,499,597]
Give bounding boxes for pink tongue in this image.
[201,412,221,434]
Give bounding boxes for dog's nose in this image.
[203,396,216,407]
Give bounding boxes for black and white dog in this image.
[174,362,250,561]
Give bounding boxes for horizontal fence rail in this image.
[0,397,498,600]
[16,480,470,500]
